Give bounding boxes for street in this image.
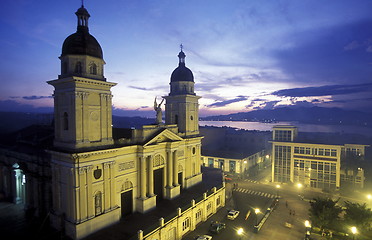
[183,167,319,240]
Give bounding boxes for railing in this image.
[132,184,225,240]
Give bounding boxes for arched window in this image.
[75,61,82,74]
[95,191,102,216]
[63,112,68,130]
[90,63,97,75]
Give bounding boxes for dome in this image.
[61,30,103,59]
[170,50,194,82]
[61,5,103,59]
[170,66,194,82]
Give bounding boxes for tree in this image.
[344,201,372,231]
[309,197,342,232]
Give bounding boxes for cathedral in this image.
[0,4,218,240]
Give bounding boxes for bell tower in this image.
[48,4,116,150]
[164,45,201,137]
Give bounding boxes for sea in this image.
[199,121,372,137]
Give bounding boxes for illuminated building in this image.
[0,4,226,240]
[271,125,368,190]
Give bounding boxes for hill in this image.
[201,107,372,127]
[0,112,156,134]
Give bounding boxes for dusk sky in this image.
[1,0,372,117]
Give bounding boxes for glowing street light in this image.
[255,208,260,214]
[237,227,244,240]
[276,184,281,198]
[255,208,260,225]
[351,226,357,240]
[367,194,372,200]
[304,220,311,239]
[297,183,303,189]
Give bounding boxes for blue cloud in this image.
[272,83,372,97]
[22,95,53,100]
[273,20,372,84]
[207,96,248,108]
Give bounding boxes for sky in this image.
[1,0,372,117]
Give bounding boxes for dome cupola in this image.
[59,4,105,81]
[170,45,194,83]
[61,5,103,59]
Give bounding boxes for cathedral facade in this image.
[0,4,205,240]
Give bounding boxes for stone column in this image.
[103,163,111,212]
[78,167,87,221]
[167,150,173,187]
[147,156,154,197]
[140,157,147,199]
[173,150,178,186]
[86,166,93,219]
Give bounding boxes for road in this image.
[183,166,372,240]
[183,167,317,240]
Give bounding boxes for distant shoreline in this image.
[199,120,372,137]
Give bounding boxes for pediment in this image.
[144,129,183,147]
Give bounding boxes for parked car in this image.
[224,174,232,182]
[227,209,240,220]
[195,235,213,240]
[209,221,226,234]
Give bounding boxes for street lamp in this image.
[255,208,260,225]
[304,220,311,239]
[237,227,243,240]
[276,184,280,198]
[351,226,357,240]
[367,194,372,200]
[297,183,303,199]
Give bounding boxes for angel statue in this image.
[154,97,165,125]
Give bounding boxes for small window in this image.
[90,63,97,75]
[175,115,178,124]
[192,147,196,154]
[190,115,193,120]
[182,217,190,231]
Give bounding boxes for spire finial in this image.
[180,44,183,52]
[82,0,84,7]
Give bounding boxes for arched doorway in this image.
[12,163,26,204]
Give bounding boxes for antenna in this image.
[180,44,183,52]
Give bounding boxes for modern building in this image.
[0,4,225,240]
[271,125,369,191]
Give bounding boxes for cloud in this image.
[272,83,372,97]
[273,20,372,84]
[22,95,53,100]
[253,100,280,110]
[344,40,361,51]
[206,96,248,108]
